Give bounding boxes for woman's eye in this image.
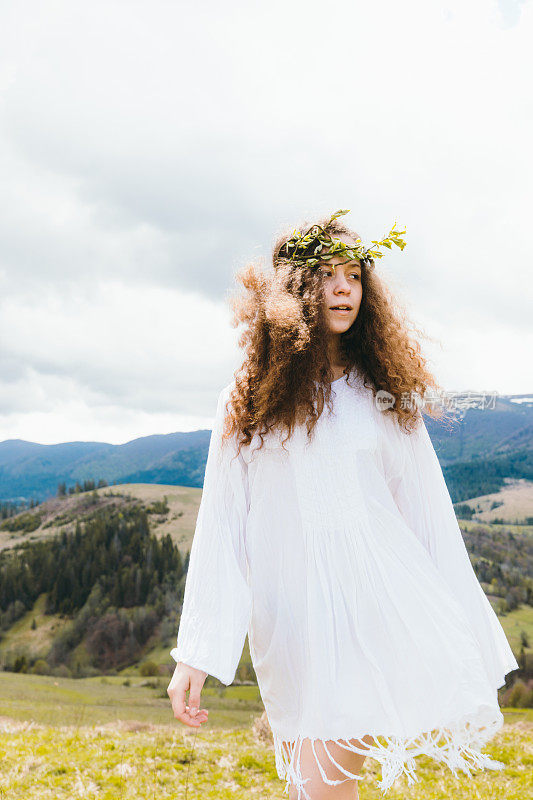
[320,269,360,279]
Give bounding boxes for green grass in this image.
[496,604,533,654]
[0,673,531,798]
[0,672,263,728]
[0,721,281,799]
[0,713,530,799]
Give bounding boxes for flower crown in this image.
[277,209,407,270]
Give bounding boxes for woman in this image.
[167,210,518,799]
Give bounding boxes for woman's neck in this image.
[330,364,349,381]
[327,336,348,379]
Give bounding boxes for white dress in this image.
[170,367,518,798]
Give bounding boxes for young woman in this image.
[167,210,518,799]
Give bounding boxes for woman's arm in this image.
[168,383,252,688]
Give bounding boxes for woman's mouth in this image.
[330,306,352,314]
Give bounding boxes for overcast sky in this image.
[1,0,531,445]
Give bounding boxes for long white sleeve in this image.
[169,383,252,686]
[386,410,518,689]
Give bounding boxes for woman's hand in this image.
[167,661,210,727]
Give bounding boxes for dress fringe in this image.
[272,709,506,798]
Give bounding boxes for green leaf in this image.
[329,209,350,222]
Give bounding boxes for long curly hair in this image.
[223,211,450,456]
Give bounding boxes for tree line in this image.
[0,498,41,521]
[57,478,109,497]
[444,448,533,504]
[0,504,188,674]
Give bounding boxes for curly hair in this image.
[222,211,450,457]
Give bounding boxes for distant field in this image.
[458,478,533,525]
[460,518,533,536]
[0,672,530,799]
[2,479,533,558]
[0,483,201,553]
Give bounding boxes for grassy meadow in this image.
[0,671,531,799]
[1,482,531,796]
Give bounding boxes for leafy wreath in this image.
[278,209,406,270]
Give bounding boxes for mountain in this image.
[425,395,533,504]
[426,394,533,464]
[1,393,532,505]
[0,430,211,503]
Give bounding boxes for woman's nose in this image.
[333,274,351,291]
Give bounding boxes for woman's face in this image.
[319,234,363,333]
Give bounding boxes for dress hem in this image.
[271,705,506,799]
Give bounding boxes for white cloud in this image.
[0,0,531,443]
[0,279,243,443]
